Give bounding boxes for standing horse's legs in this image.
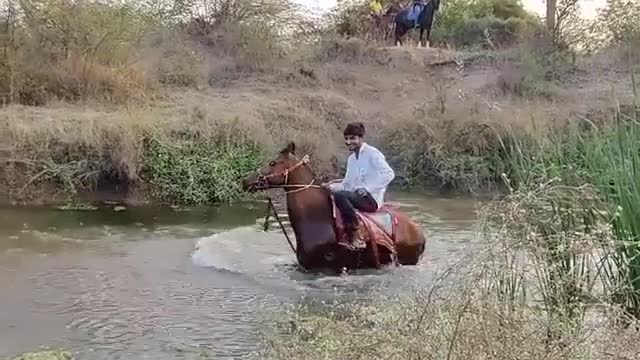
[425,25,431,48]
[394,23,404,47]
[417,27,424,47]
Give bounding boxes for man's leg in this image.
[333,190,366,248]
[333,190,378,248]
[351,190,378,213]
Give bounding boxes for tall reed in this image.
[504,111,640,319]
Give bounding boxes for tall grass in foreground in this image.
[580,120,640,318]
[505,113,640,319]
[255,153,640,360]
[255,180,631,359]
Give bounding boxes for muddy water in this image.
[0,191,484,359]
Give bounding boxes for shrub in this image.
[432,0,541,48]
[143,136,263,206]
[441,16,529,49]
[0,0,158,105]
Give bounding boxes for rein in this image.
[252,154,322,194]
[254,154,322,256]
[263,197,296,254]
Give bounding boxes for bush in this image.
[144,136,263,205]
[0,0,304,105]
[0,0,158,105]
[10,350,73,360]
[377,110,508,191]
[432,0,541,48]
[440,16,531,49]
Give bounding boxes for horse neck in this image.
[284,167,333,227]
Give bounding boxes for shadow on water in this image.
[0,191,484,359]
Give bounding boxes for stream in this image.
[0,191,484,359]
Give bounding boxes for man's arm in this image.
[362,150,394,194]
[328,155,354,192]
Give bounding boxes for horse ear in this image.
[286,141,296,154]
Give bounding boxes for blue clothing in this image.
[407,2,424,26]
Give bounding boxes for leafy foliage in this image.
[144,137,262,205]
[432,0,541,48]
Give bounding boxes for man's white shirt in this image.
[328,143,395,209]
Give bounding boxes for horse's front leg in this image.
[417,27,424,47]
[425,25,431,48]
[394,23,403,47]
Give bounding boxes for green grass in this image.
[9,350,73,360]
[504,114,640,319]
[143,136,263,206]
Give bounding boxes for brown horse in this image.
[242,142,427,273]
[367,3,402,43]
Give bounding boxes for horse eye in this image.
[269,161,276,167]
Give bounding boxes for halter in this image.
[253,155,321,193]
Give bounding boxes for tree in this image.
[546,0,556,34]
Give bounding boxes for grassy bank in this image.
[2,41,635,206]
[0,0,637,207]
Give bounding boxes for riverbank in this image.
[1,40,636,207]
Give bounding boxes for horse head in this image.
[242,142,309,193]
[433,0,441,13]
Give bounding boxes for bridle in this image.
[252,155,322,194]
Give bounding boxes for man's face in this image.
[344,134,363,152]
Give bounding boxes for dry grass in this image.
[1,52,153,106]
[0,16,637,204]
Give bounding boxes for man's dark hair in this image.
[343,122,366,137]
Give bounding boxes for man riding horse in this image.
[322,122,395,250]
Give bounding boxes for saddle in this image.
[329,195,398,258]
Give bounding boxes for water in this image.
[0,191,484,359]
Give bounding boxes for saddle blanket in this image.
[331,198,397,254]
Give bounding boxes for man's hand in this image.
[355,188,368,197]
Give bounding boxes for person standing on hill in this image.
[322,122,395,249]
[409,0,424,27]
[369,0,383,15]
[368,0,384,39]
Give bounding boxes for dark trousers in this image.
[333,190,378,240]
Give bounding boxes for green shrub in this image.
[432,0,541,48]
[442,16,521,48]
[10,350,73,360]
[144,137,263,205]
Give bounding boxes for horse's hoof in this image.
[426,41,430,49]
